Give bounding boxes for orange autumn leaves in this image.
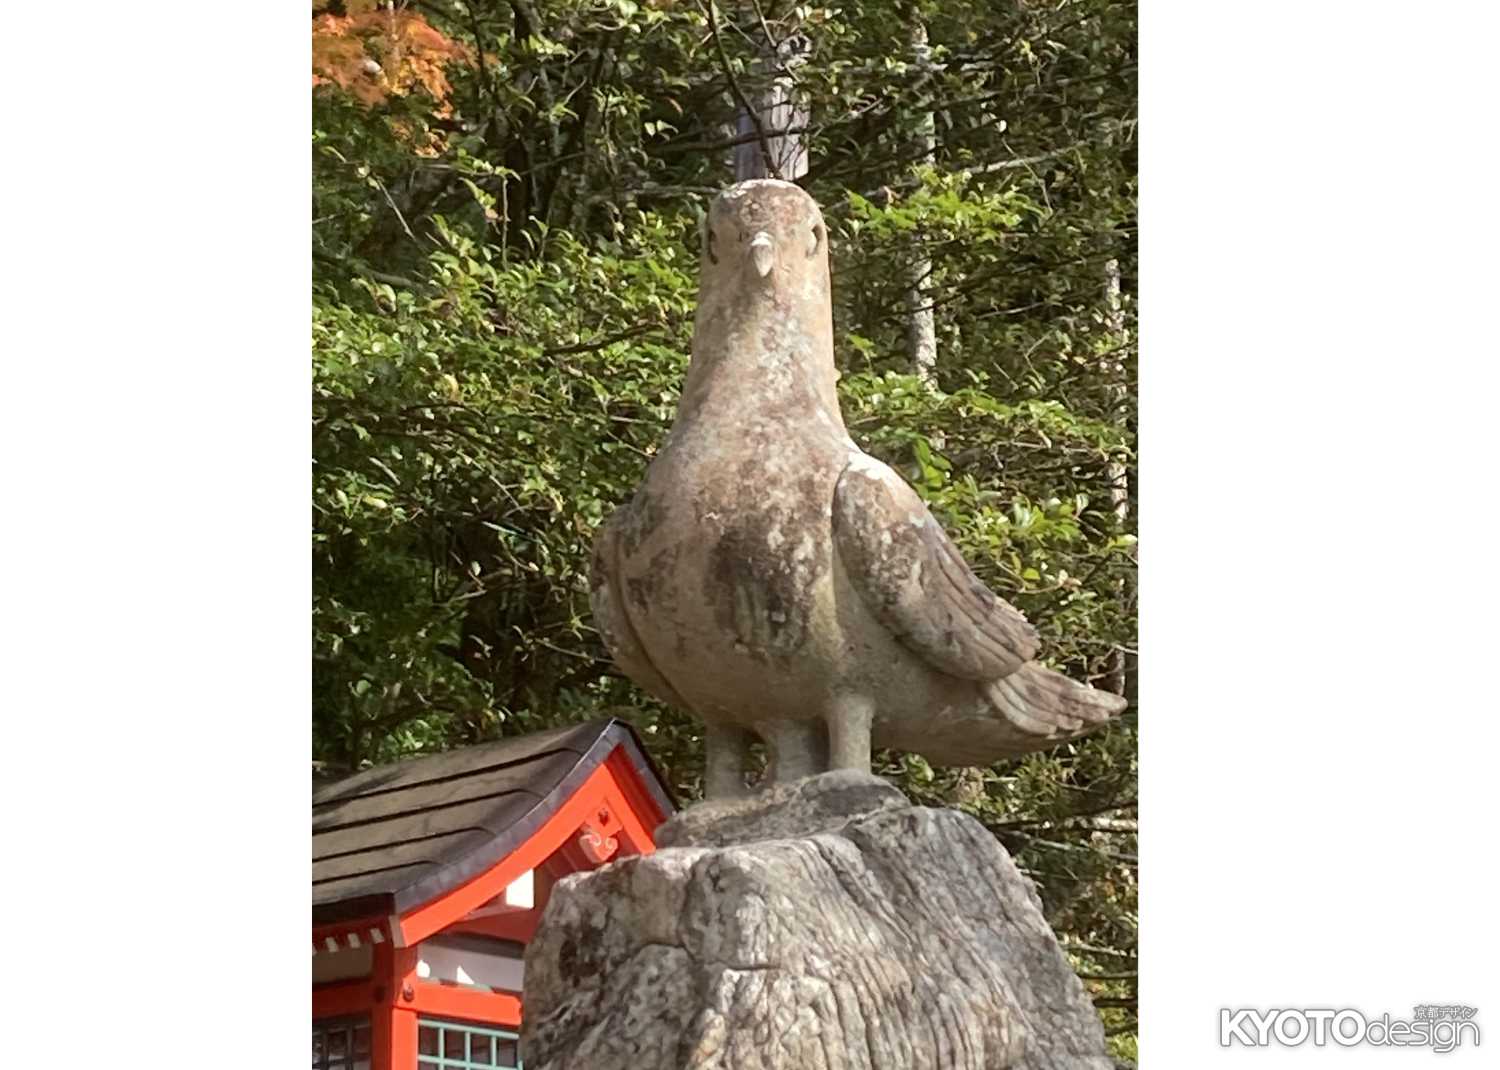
[313,1,471,110]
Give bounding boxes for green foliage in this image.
[313,0,1135,1049]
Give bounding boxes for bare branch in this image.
[543,322,666,356]
[1062,942,1137,961]
[372,174,418,245]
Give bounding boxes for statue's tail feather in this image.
[896,663,1127,767]
[982,663,1126,741]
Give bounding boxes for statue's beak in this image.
[749,232,775,278]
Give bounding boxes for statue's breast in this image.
[693,456,835,663]
[619,418,845,666]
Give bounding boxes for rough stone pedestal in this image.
[521,771,1111,1069]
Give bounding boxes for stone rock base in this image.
[521,771,1111,1069]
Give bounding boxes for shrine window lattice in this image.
[418,1016,522,1070]
[312,1016,372,1070]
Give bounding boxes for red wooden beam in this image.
[406,981,523,1029]
[372,1005,417,1070]
[452,910,540,944]
[370,943,420,1070]
[313,980,376,1020]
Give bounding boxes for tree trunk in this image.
[905,18,938,387]
[732,32,810,181]
[1102,256,1132,700]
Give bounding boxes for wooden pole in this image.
[726,13,809,182]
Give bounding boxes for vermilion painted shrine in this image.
[311,719,674,1070]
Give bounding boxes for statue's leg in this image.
[704,722,754,800]
[764,720,828,785]
[827,694,874,775]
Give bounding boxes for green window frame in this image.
[417,1017,522,1070]
[312,1015,372,1070]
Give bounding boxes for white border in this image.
[1143,0,1500,1062]
[2,3,309,1064]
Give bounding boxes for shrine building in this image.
[312,718,674,1070]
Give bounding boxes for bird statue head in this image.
[684,178,840,415]
[703,179,829,294]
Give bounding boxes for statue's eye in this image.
[809,222,824,258]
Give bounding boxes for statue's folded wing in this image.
[833,454,1125,747]
[832,455,1039,680]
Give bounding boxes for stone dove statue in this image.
[591,179,1127,798]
